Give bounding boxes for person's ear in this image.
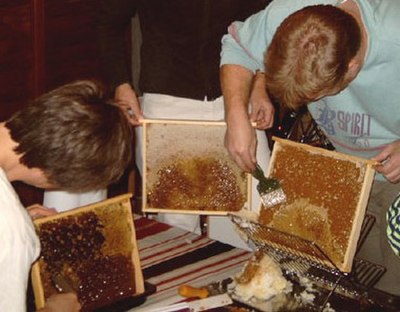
[347,58,362,79]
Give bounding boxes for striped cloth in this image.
[130,217,252,311]
[387,193,400,257]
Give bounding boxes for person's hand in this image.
[115,83,143,126]
[373,140,400,183]
[249,72,275,130]
[38,292,81,312]
[220,65,259,173]
[27,204,57,220]
[225,108,257,173]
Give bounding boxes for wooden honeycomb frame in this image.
[260,137,376,272]
[142,119,251,215]
[31,194,144,310]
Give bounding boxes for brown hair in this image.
[6,80,132,192]
[265,5,361,110]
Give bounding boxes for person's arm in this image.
[249,70,275,130]
[97,0,135,89]
[114,83,143,125]
[37,292,81,312]
[96,0,142,125]
[221,64,257,173]
[220,8,274,172]
[27,204,57,219]
[373,140,400,183]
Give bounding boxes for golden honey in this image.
[147,157,246,211]
[259,143,366,268]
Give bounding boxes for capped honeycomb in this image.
[31,194,144,311]
[259,138,375,272]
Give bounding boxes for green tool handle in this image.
[252,164,280,193]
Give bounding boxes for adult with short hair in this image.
[220,0,400,295]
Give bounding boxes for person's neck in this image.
[339,0,368,66]
[0,123,25,182]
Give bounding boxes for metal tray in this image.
[227,213,388,311]
[204,276,400,312]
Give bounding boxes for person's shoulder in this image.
[269,0,338,12]
[0,168,16,202]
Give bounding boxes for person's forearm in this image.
[251,71,266,95]
[115,83,135,96]
[220,64,258,172]
[249,70,275,129]
[220,64,254,123]
[96,0,137,88]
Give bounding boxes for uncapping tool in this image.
[252,164,286,207]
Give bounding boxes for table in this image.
[130,217,252,311]
[128,217,400,312]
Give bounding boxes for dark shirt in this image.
[97,0,270,100]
